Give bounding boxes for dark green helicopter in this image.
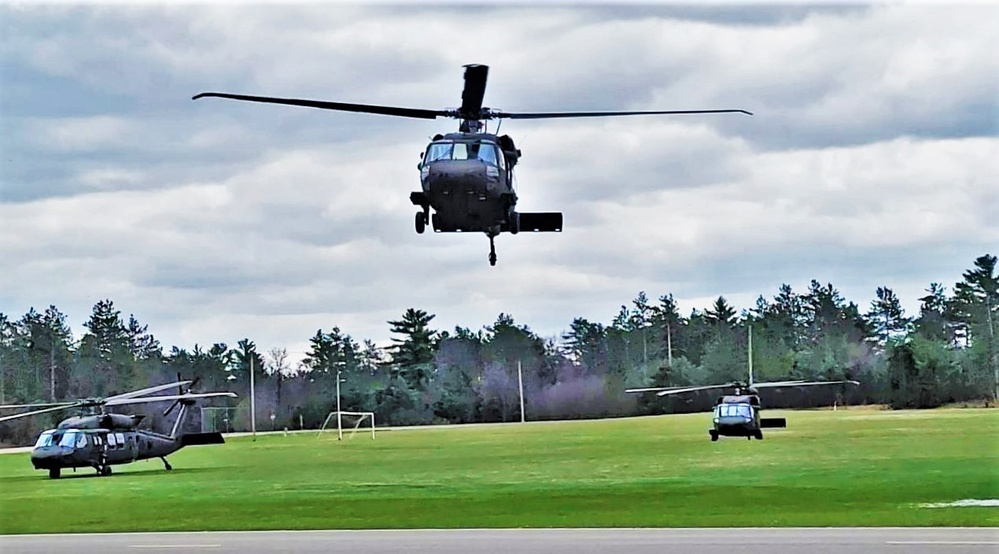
[628,376,859,441]
[193,64,751,265]
[0,380,236,478]
[627,329,858,440]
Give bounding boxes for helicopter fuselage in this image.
[409,132,562,265]
[709,394,787,441]
[417,133,514,234]
[30,425,223,478]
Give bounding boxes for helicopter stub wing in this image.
[517,212,562,233]
[192,92,448,120]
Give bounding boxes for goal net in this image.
[317,411,376,440]
[200,406,240,433]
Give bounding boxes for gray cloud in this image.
[1,3,997,359]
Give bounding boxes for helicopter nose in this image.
[30,446,69,469]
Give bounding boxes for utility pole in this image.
[517,360,525,424]
[250,357,256,441]
[748,325,754,385]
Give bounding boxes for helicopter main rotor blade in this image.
[460,64,489,120]
[105,392,237,407]
[754,380,860,388]
[747,380,809,388]
[0,403,78,424]
[626,383,742,396]
[654,384,738,397]
[105,381,193,403]
[192,92,448,120]
[495,108,753,120]
[0,402,76,409]
[623,386,690,394]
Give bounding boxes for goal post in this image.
[317,411,375,440]
[200,406,239,433]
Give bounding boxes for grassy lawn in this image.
[1,407,996,533]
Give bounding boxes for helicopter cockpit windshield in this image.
[715,403,753,419]
[58,431,84,448]
[34,430,56,448]
[425,141,500,166]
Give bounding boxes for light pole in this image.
[335,363,343,441]
[517,360,525,424]
[250,357,256,441]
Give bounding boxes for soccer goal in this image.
[200,406,239,433]
[317,411,376,440]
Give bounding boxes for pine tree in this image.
[388,308,437,391]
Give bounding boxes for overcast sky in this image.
[1,1,997,364]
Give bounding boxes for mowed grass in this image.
[0,408,996,533]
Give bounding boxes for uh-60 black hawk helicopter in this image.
[193,64,751,265]
[627,330,858,441]
[0,380,236,478]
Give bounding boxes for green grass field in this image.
[1,408,997,534]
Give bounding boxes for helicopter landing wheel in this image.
[488,236,497,266]
[709,430,719,442]
[415,211,426,234]
[161,457,173,471]
[755,430,764,440]
[49,467,61,479]
[99,465,112,476]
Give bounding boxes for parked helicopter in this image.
[0,380,236,478]
[626,329,858,440]
[628,376,859,441]
[193,64,752,265]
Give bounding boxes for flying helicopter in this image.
[0,380,236,478]
[626,328,859,440]
[192,64,752,265]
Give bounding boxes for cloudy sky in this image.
[1,1,997,363]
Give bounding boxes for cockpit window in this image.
[716,403,753,418]
[58,431,80,447]
[34,431,56,448]
[474,143,499,165]
[424,141,500,165]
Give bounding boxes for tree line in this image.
[1,254,995,445]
